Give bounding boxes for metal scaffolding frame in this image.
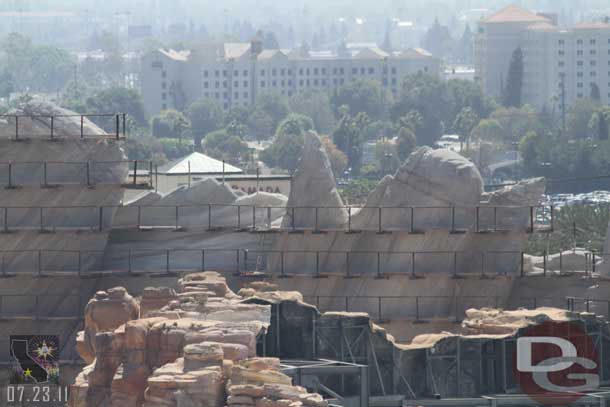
[281,359,369,407]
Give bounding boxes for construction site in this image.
[2,101,610,407]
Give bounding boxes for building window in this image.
[314,68,319,75]
[288,80,292,86]
[215,70,220,77]
[204,70,209,78]
[162,82,166,89]
[391,67,397,74]
[234,81,239,87]
[321,79,326,85]
[261,81,265,87]
[223,92,228,98]
[152,61,163,68]
[559,61,565,67]
[322,68,326,75]
[272,69,277,76]
[577,82,583,88]
[591,60,597,66]
[299,69,304,75]
[340,78,344,85]
[287,69,292,75]
[223,81,227,88]
[234,70,239,76]
[591,50,597,55]
[261,69,266,76]
[281,80,285,86]
[215,92,220,98]
[577,50,583,56]
[314,79,319,85]
[382,66,388,74]
[281,68,285,76]
[360,67,365,74]
[243,70,248,76]
[577,93,583,98]
[244,92,248,98]
[577,72,583,77]
[299,79,304,86]
[162,71,167,78]
[383,78,388,85]
[590,39,596,45]
[368,67,374,74]
[333,78,338,85]
[162,92,166,100]
[288,91,292,97]
[577,61,584,66]
[306,68,310,75]
[591,71,597,77]
[204,92,209,98]
[162,103,167,109]
[559,39,565,45]
[272,80,277,87]
[340,68,344,74]
[577,39,583,45]
[424,67,428,72]
[391,78,397,85]
[234,92,239,99]
[243,81,248,87]
[223,70,227,77]
[224,103,228,109]
[204,82,209,89]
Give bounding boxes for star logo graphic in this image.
[23,368,32,377]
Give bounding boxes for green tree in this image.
[471,119,504,143]
[452,107,479,143]
[391,73,447,146]
[289,90,335,133]
[202,129,248,162]
[566,99,598,139]
[331,80,388,121]
[320,136,348,179]
[260,113,316,172]
[489,106,540,144]
[502,47,523,108]
[151,109,190,139]
[276,113,315,137]
[187,98,223,152]
[396,127,417,161]
[332,112,370,174]
[82,87,147,131]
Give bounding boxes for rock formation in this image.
[70,273,327,407]
[352,147,483,230]
[281,132,347,230]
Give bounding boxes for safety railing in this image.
[566,296,610,317]
[0,248,542,278]
[302,295,602,322]
[0,204,554,234]
[0,160,152,188]
[303,294,504,322]
[0,293,84,319]
[0,113,126,140]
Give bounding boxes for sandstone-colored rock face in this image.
[140,287,178,317]
[70,273,326,407]
[282,132,347,230]
[77,287,140,365]
[352,147,483,230]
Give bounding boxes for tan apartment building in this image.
[140,41,441,115]
[475,4,610,111]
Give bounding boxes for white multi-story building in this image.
[475,4,610,111]
[140,40,440,115]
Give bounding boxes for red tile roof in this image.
[482,4,549,24]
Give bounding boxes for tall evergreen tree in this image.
[502,47,523,108]
[591,83,601,101]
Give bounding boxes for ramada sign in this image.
[515,320,600,405]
